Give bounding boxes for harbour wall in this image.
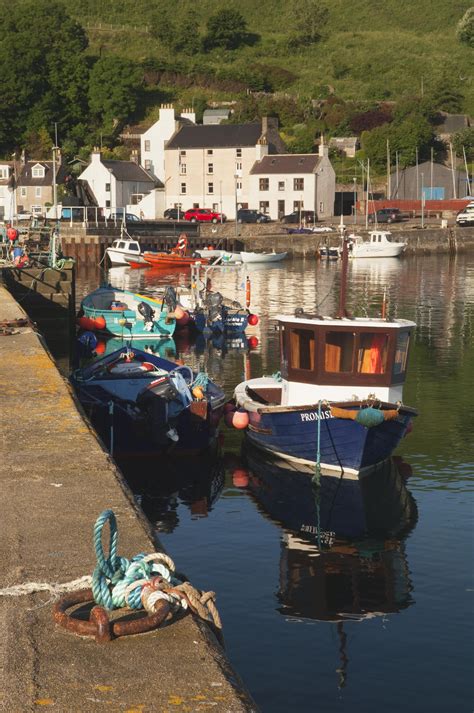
[0,285,258,712]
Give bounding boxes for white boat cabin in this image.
[242,314,415,406]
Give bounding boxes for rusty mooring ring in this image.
[53,588,171,643]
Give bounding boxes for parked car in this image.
[368,208,402,224]
[164,208,186,220]
[109,212,141,222]
[237,209,271,224]
[456,203,474,226]
[184,208,226,223]
[281,210,316,224]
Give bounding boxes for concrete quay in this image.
[0,285,257,712]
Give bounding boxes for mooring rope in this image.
[0,576,92,597]
[91,509,221,629]
[311,400,323,550]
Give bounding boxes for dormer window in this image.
[32,164,45,179]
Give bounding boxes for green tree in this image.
[287,0,329,44]
[203,9,250,50]
[88,56,144,131]
[452,127,474,161]
[0,0,89,154]
[361,114,434,170]
[456,7,474,47]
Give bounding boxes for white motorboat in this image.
[348,230,406,258]
[194,248,242,263]
[239,251,287,264]
[106,235,145,265]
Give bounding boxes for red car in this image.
[183,208,226,223]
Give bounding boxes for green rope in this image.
[192,371,209,390]
[91,509,181,611]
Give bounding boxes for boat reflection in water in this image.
[123,451,225,534]
[241,443,417,622]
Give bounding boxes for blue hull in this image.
[246,407,414,474]
[193,311,248,335]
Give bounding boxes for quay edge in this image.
[0,285,258,713]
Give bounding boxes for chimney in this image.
[318,135,329,159]
[256,137,269,161]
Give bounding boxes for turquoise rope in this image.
[91,509,179,611]
[192,372,209,390]
[311,400,322,550]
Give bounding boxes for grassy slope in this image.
[72,0,473,113]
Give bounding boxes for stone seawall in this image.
[200,223,474,257]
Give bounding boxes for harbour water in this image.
[77,253,473,712]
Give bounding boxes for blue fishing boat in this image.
[71,346,225,455]
[233,238,417,477]
[78,286,177,339]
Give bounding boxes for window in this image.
[35,187,42,198]
[357,333,389,374]
[259,178,269,191]
[236,162,242,171]
[393,332,410,376]
[293,200,303,211]
[144,160,152,171]
[236,148,242,158]
[278,181,285,191]
[0,167,8,179]
[180,183,186,194]
[259,201,269,214]
[117,242,126,249]
[236,181,242,190]
[207,149,213,155]
[289,329,315,371]
[294,178,304,191]
[325,332,354,373]
[212,203,219,211]
[31,205,42,214]
[129,243,139,252]
[20,187,27,197]
[207,163,213,174]
[180,150,186,157]
[32,165,45,178]
[106,200,110,208]
[180,163,186,175]
[319,201,324,213]
[144,140,151,152]
[105,183,110,192]
[207,182,214,194]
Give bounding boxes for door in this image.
[278,200,285,219]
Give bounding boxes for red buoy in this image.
[248,313,259,326]
[95,340,106,355]
[77,315,106,331]
[7,227,18,242]
[233,469,249,488]
[232,409,249,430]
[247,335,259,349]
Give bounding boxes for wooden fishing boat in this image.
[79,286,176,339]
[71,345,225,455]
[239,251,287,264]
[233,237,417,477]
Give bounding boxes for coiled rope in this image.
[92,509,221,630]
[192,372,209,390]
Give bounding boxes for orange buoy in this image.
[247,313,259,326]
[245,276,251,307]
[192,386,204,400]
[95,340,107,355]
[233,469,249,488]
[77,315,106,331]
[232,409,249,430]
[248,335,259,349]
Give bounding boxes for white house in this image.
[0,162,15,222]
[163,117,286,219]
[140,104,196,182]
[249,142,336,220]
[78,152,160,217]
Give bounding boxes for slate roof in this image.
[18,161,68,186]
[166,123,264,150]
[101,160,157,183]
[250,154,322,175]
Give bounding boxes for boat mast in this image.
[337,218,351,318]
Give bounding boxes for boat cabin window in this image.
[324,331,354,373]
[117,241,126,249]
[357,333,389,374]
[112,241,118,248]
[128,243,139,251]
[289,328,315,371]
[393,331,410,375]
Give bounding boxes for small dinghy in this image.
[71,346,225,455]
[239,251,287,264]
